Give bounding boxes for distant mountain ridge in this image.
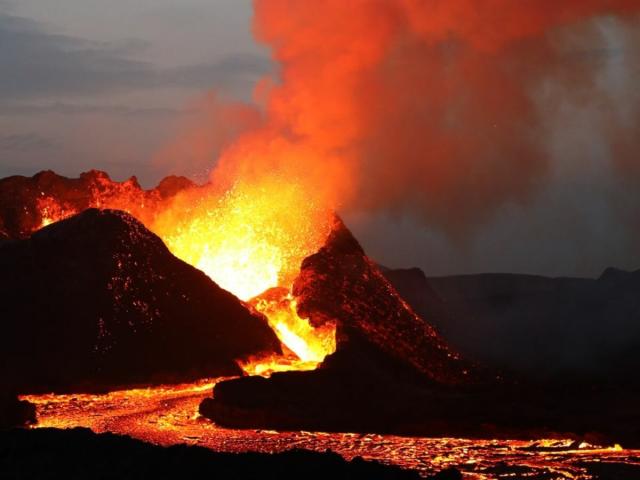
[383,265,640,382]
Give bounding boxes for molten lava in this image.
[37,196,78,228]
[151,178,332,301]
[150,176,337,373]
[22,383,640,479]
[30,174,338,375]
[240,287,336,376]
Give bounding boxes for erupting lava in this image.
[150,176,337,373]
[31,174,338,375]
[151,178,332,301]
[242,288,336,376]
[37,196,76,228]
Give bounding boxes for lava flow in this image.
[21,382,640,480]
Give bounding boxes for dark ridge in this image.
[0,394,35,429]
[384,266,640,382]
[0,427,423,480]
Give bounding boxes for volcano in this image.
[2,170,639,448]
[0,170,476,398]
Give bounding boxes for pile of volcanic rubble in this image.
[1,171,639,446]
[0,209,281,395]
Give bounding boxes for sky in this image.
[1,1,638,278]
[0,0,269,181]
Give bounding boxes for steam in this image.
[153,93,262,184]
[164,2,640,237]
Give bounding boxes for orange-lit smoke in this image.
[188,0,640,237]
[36,3,640,376]
[153,93,263,183]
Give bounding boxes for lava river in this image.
[22,382,640,480]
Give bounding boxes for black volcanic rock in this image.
[0,209,280,392]
[201,341,481,436]
[430,468,463,480]
[0,394,35,429]
[293,220,475,386]
[0,170,195,240]
[0,428,421,480]
[201,369,640,445]
[0,216,8,241]
[380,266,453,332]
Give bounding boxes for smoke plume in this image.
[171,1,640,237]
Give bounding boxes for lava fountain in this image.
[150,176,338,374]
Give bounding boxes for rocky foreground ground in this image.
[0,427,463,480]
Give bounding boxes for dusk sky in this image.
[1,0,638,278]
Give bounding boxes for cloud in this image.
[0,12,150,98]
[0,102,189,117]
[163,53,273,89]
[0,0,14,11]
[0,11,270,100]
[0,133,56,152]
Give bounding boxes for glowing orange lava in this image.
[241,287,336,376]
[150,176,337,373]
[37,196,78,228]
[151,178,331,301]
[21,383,640,479]
[33,175,338,375]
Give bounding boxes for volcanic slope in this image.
[0,209,280,393]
